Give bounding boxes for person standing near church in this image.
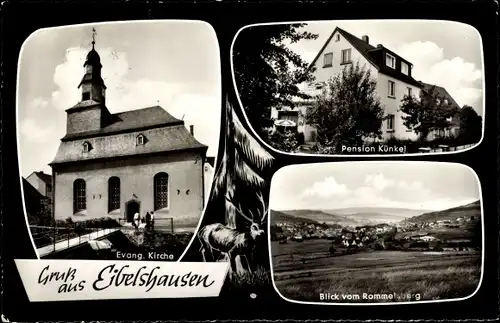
[151,211,155,231]
[133,212,140,230]
[145,211,151,230]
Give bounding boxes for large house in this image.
[271,27,461,144]
[49,41,208,232]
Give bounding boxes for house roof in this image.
[51,123,207,166]
[308,27,422,87]
[419,81,461,110]
[28,171,52,185]
[419,81,461,126]
[62,106,185,141]
[22,178,48,202]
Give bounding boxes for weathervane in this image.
[92,27,97,48]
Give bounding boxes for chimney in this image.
[189,125,194,136]
[362,35,369,44]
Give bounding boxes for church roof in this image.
[51,106,207,165]
[62,106,185,140]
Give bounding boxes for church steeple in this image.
[78,28,107,104]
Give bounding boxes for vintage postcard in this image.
[1,2,498,322]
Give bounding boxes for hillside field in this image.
[272,240,481,303]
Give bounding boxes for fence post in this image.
[67,229,70,248]
[53,226,56,252]
[171,218,174,233]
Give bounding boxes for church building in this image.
[49,40,208,232]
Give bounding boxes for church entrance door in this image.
[126,200,140,223]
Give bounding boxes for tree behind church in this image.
[232,24,318,137]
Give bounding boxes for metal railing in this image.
[418,143,475,153]
[115,217,175,233]
[30,225,119,255]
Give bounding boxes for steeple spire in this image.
[78,27,106,104]
[92,27,96,49]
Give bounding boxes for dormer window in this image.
[82,92,91,101]
[385,53,396,69]
[401,62,409,75]
[444,99,449,105]
[82,141,92,153]
[136,134,145,145]
[436,98,441,105]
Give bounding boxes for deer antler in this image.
[225,193,253,223]
[255,191,269,225]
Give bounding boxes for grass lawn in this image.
[273,241,481,303]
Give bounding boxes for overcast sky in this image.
[270,162,480,211]
[279,20,483,115]
[18,21,220,177]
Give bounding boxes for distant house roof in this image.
[29,171,52,185]
[419,81,461,126]
[419,81,461,110]
[62,106,184,140]
[22,178,47,200]
[308,27,422,87]
[22,178,48,214]
[51,106,207,166]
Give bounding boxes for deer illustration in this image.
[198,191,268,273]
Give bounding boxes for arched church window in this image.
[73,179,86,214]
[82,92,91,101]
[108,177,120,212]
[154,172,169,210]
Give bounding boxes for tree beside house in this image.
[255,25,482,153]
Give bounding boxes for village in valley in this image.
[269,163,482,303]
[271,201,481,253]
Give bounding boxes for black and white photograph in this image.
[17,21,221,261]
[269,162,483,303]
[232,20,484,156]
